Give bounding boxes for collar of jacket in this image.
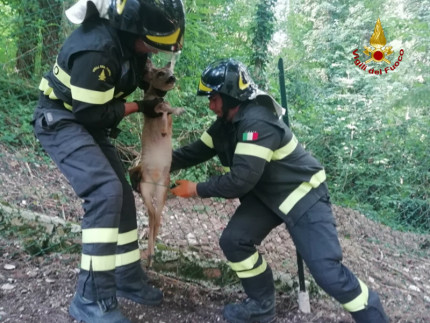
[231,100,276,124]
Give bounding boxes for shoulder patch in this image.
[242,131,259,141]
[92,65,112,82]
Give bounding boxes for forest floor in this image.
[1,144,430,322]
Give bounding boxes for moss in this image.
[152,247,239,287]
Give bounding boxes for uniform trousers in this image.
[33,101,141,301]
[219,192,362,305]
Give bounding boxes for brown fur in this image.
[129,59,184,268]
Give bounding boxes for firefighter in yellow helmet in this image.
[170,59,389,323]
[32,1,185,322]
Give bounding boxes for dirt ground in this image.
[1,145,430,322]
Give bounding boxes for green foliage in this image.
[250,0,276,88]
[280,0,430,232]
[0,79,39,147]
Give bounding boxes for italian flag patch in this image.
[242,131,259,141]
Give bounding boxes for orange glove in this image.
[170,180,198,198]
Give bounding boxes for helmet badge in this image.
[238,71,249,90]
[116,0,127,14]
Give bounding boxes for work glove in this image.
[135,98,163,117]
[170,180,198,198]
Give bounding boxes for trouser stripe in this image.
[81,248,141,271]
[342,279,369,312]
[228,251,268,279]
[81,254,116,271]
[236,259,268,278]
[115,249,140,268]
[82,228,118,243]
[229,251,259,271]
[117,229,138,246]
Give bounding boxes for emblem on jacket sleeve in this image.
[242,131,259,141]
[92,65,112,82]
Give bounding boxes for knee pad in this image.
[219,229,236,257]
[219,229,255,261]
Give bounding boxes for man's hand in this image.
[170,180,198,198]
[135,98,163,117]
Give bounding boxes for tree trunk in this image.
[39,0,64,68]
[15,1,39,79]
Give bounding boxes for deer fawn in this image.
[129,59,184,268]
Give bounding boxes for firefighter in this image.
[170,59,389,323]
[32,1,185,322]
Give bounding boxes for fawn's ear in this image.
[164,61,172,70]
[146,57,154,69]
[143,58,154,81]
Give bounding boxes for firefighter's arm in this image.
[171,128,218,172]
[197,120,282,199]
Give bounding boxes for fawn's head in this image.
[144,59,176,96]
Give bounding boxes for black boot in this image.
[117,280,163,306]
[69,293,130,323]
[350,290,390,323]
[116,262,161,305]
[223,295,276,323]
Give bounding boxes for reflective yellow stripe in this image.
[82,228,118,244]
[117,229,138,246]
[342,279,369,312]
[272,135,298,160]
[235,142,273,162]
[53,60,71,88]
[199,79,213,93]
[237,258,267,278]
[71,85,115,105]
[51,60,118,105]
[223,166,231,173]
[80,249,140,271]
[116,249,140,267]
[64,102,73,111]
[278,169,326,214]
[81,254,116,271]
[39,77,49,92]
[115,91,124,98]
[200,131,214,149]
[39,77,59,100]
[229,251,259,271]
[146,28,181,45]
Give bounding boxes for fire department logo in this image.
[363,18,393,64]
[352,18,404,75]
[92,65,112,82]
